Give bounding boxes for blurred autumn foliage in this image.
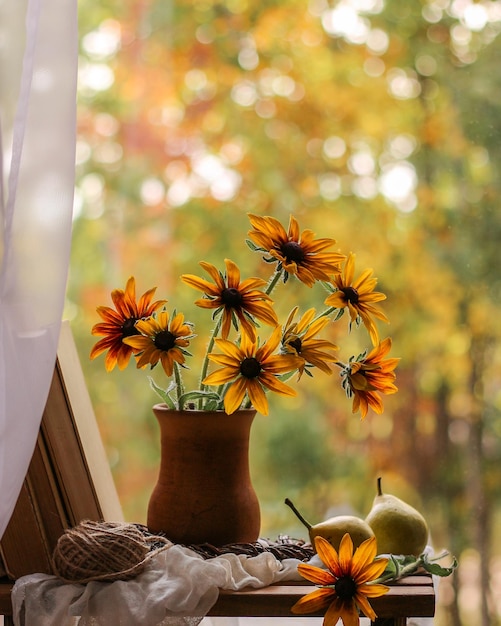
[70,1,501,624]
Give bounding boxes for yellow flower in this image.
[122,311,194,377]
[90,216,395,413]
[90,277,167,371]
[292,534,389,626]
[281,307,339,378]
[203,326,303,415]
[342,338,399,418]
[181,258,278,340]
[247,213,345,287]
[324,252,389,346]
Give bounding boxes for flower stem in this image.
[198,315,223,408]
[265,267,284,296]
[173,362,185,409]
[315,306,336,320]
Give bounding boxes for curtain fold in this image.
[0,0,78,539]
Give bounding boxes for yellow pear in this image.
[365,477,429,556]
[285,498,374,552]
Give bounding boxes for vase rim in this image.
[152,403,256,415]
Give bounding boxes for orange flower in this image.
[181,258,278,340]
[203,326,303,415]
[90,277,167,371]
[324,252,388,345]
[122,311,194,377]
[281,307,339,378]
[342,338,399,418]
[292,534,389,626]
[247,213,345,287]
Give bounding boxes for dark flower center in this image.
[334,575,358,600]
[221,287,243,308]
[281,241,305,264]
[122,317,140,337]
[288,337,302,354]
[154,330,177,351]
[342,286,359,304]
[240,357,262,379]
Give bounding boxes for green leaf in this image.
[375,552,457,584]
[178,390,222,410]
[421,553,458,577]
[245,238,261,251]
[333,308,345,322]
[148,377,176,409]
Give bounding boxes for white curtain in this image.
[0,0,78,539]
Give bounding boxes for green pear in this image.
[365,477,429,556]
[284,498,374,552]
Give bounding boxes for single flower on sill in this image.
[292,534,389,626]
[90,213,399,416]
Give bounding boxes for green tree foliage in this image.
[71,2,501,623]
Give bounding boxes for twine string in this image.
[52,520,171,584]
[52,520,314,584]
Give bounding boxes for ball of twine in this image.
[52,520,171,584]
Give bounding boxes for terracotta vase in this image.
[147,404,261,546]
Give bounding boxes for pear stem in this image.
[284,498,312,530]
[377,476,383,497]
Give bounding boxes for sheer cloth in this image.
[11,544,304,626]
[0,0,78,538]
[12,545,436,626]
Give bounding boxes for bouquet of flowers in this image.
[90,213,399,417]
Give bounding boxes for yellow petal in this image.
[359,583,389,598]
[291,587,334,615]
[314,536,341,575]
[338,533,355,572]
[354,592,377,621]
[297,563,336,586]
[223,377,248,414]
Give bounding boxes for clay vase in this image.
[147,404,261,546]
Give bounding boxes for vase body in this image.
[147,404,261,546]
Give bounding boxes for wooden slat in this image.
[0,321,123,582]
[1,576,434,620]
[0,581,13,614]
[208,575,435,618]
[50,321,123,524]
[0,483,53,580]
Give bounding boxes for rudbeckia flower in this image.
[281,307,339,378]
[203,326,303,415]
[292,534,389,626]
[342,338,399,418]
[181,258,278,340]
[122,311,194,377]
[247,213,345,287]
[90,277,167,371]
[324,252,388,346]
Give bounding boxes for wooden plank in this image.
[39,358,103,524]
[0,576,434,620]
[208,576,435,618]
[0,581,13,614]
[0,484,52,579]
[0,321,123,582]
[53,321,122,523]
[26,425,70,549]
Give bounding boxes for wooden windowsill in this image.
[208,574,435,618]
